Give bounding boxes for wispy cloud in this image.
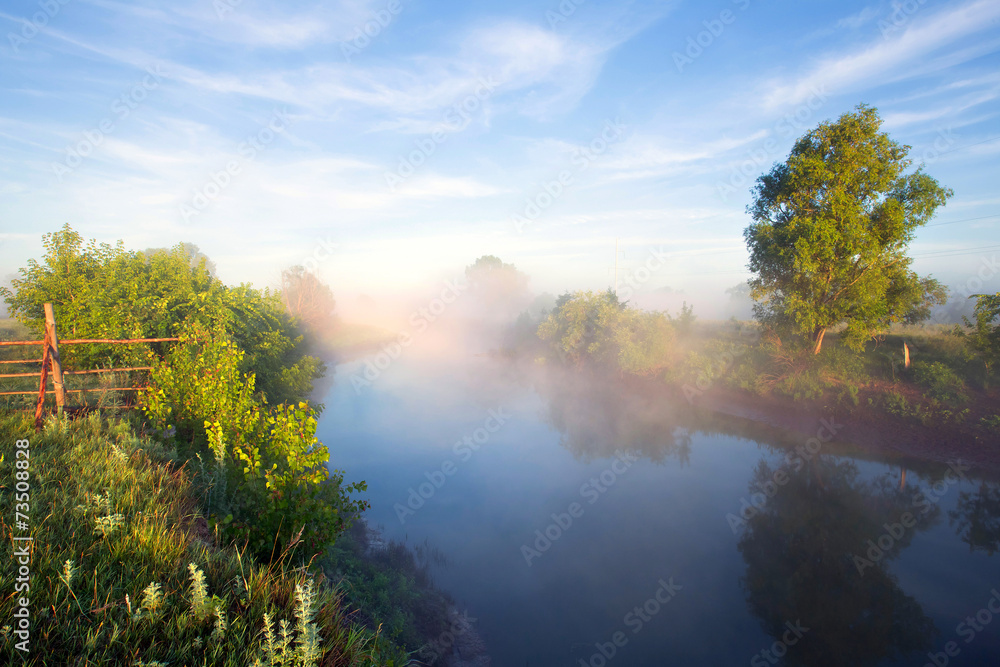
[836,5,880,30]
[759,0,1000,109]
[1,0,995,299]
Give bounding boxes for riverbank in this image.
[0,410,407,665]
[633,376,1000,474]
[344,522,493,667]
[513,308,1000,473]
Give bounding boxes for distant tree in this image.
[963,292,1000,372]
[949,481,1000,556]
[538,290,626,367]
[744,104,951,354]
[725,282,755,320]
[668,301,696,336]
[538,290,674,374]
[144,242,217,277]
[280,266,337,332]
[464,255,531,319]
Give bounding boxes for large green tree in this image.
[1,224,321,405]
[744,104,950,354]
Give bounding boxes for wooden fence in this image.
[0,303,179,429]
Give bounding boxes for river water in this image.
[319,345,1000,667]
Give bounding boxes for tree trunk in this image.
[812,326,826,355]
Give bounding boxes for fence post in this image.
[44,303,66,412]
[34,329,51,431]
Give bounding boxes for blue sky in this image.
[1,0,998,313]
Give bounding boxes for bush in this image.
[912,361,968,404]
[965,293,1000,369]
[142,324,368,561]
[537,290,675,374]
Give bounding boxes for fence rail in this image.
[0,303,179,429]
[0,337,181,346]
[0,366,153,380]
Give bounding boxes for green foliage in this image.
[142,325,368,561]
[0,411,404,665]
[980,415,1000,430]
[323,524,453,654]
[616,308,676,375]
[744,104,952,353]
[911,360,968,404]
[878,389,969,426]
[882,390,915,420]
[538,290,626,367]
[142,323,259,452]
[963,292,1000,372]
[0,224,322,405]
[537,290,676,375]
[669,301,696,336]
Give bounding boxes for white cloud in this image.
[759,0,1000,109]
[593,130,769,183]
[836,5,880,30]
[394,174,507,199]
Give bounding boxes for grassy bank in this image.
[1,226,464,664]
[665,320,999,439]
[516,291,999,448]
[0,410,411,665]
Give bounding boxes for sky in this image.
[1,0,999,316]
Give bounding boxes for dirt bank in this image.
[679,382,1000,474]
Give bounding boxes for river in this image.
[319,343,1000,667]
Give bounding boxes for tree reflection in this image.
[737,456,939,666]
[950,481,1000,556]
[533,366,692,464]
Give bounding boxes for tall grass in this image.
[0,411,407,665]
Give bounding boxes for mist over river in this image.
[319,337,1000,667]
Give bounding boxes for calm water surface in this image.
[320,349,1000,667]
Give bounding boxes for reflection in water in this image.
[324,351,1000,664]
[950,481,1000,556]
[533,366,693,464]
[737,456,939,666]
[527,365,956,663]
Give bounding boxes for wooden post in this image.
[900,467,907,490]
[34,329,51,431]
[903,342,910,369]
[44,303,66,412]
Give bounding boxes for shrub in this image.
[538,290,675,374]
[966,293,1000,367]
[912,361,968,404]
[142,324,368,561]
